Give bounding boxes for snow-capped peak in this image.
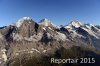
[39,18,58,27]
[65,20,83,29]
[16,17,32,27]
[39,18,51,26]
[41,18,50,22]
[71,20,82,28]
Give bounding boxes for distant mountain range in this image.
[0,17,100,66]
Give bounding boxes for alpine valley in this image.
[0,17,100,66]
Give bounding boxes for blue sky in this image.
[0,0,100,27]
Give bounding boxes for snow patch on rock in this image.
[42,50,47,53]
[54,32,67,41]
[31,48,40,53]
[1,49,7,62]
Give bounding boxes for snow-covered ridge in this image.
[71,20,82,28]
[16,17,32,27]
[63,20,100,39]
[65,20,83,29]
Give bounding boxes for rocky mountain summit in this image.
[0,17,100,66]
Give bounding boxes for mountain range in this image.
[0,17,100,66]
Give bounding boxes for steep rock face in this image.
[11,17,43,42]
[15,17,39,38]
[18,20,38,37]
[0,25,16,42]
